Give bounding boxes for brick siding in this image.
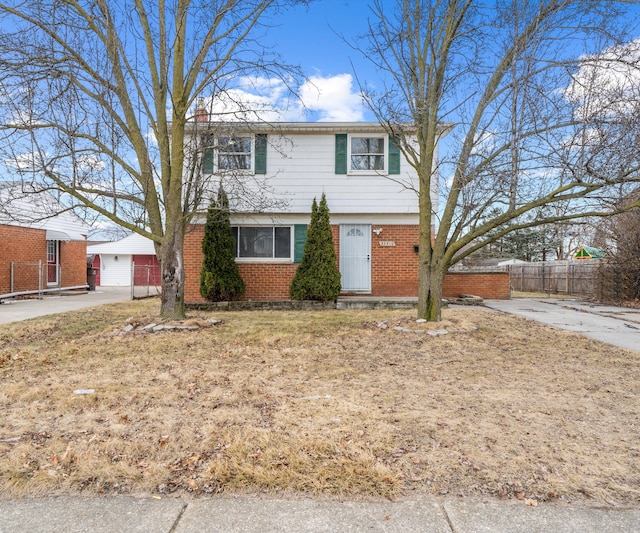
[0,224,87,294]
[442,272,510,300]
[370,225,419,296]
[0,225,47,294]
[60,240,89,287]
[184,224,206,302]
[183,224,509,303]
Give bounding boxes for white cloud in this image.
[196,73,365,123]
[5,151,40,172]
[299,74,365,121]
[565,39,640,120]
[76,154,105,172]
[205,86,294,122]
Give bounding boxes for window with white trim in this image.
[349,135,386,172]
[232,226,292,259]
[47,240,57,263]
[202,134,267,174]
[218,136,252,170]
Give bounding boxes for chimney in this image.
[195,97,209,123]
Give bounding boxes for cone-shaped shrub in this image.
[199,185,245,301]
[290,193,341,301]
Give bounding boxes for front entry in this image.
[340,224,371,292]
[46,240,59,286]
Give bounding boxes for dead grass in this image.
[1,300,639,505]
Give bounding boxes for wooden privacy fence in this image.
[507,260,601,297]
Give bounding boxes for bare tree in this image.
[0,0,305,318]
[358,0,640,321]
[595,191,640,302]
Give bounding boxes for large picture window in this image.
[232,226,291,259]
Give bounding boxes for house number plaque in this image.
[379,241,396,247]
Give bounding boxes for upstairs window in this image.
[201,134,267,174]
[350,136,385,171]
[218,136,252,170]
[335,134,400,175]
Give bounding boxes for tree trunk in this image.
[159,226,186,319]
[417,184,446,321]
[418,259,445,322]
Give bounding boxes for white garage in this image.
[87,233,158,287]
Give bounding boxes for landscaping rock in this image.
[394,326,426,334]
[116,316,223,335]
[446,295,484,306]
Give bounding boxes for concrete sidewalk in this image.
[1,495,639,533]
[483,298,640,352]
[0,287,132,325]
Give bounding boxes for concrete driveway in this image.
[0,287,133,325]
[484,298,640,352]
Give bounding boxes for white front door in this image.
[340,224,371,292]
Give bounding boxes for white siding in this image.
[258,134,420,214]
[99,254,132,286]
[0,187,90,240]
[192,122,446,221]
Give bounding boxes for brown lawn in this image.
[0,299,638,505]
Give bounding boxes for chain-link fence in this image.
[3,261,44,296]
[132,262,162,299]
[1,261,86,299]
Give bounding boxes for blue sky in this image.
[256,0,382,122]
[270,1,374,78]
[247,1,640,123]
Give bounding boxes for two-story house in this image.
[183,121,435,303]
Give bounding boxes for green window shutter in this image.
[202,148,214,174]
[388,136,400,174]
[294,224,307,263]
[335,134,347,174]
[255,134,267,174]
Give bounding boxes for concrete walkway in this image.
[0,287,132,325]
[1,495,639,532]
[483,298,640,352]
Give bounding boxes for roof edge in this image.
[180,121,453,136]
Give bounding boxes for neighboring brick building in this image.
[183,122,508,302]
[0,186,90,296]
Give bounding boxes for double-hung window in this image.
[335,134,400,175]
[201,134,267,175]
[350,136,386,172]
[232,226,292,260]
[218,136,252,170]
